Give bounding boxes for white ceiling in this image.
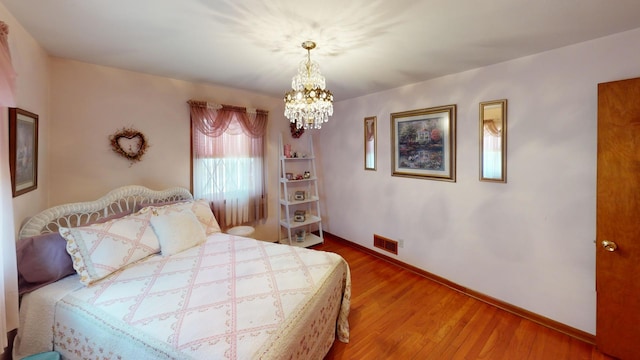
[3,0,640,101]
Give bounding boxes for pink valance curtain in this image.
[365,119,375,141]
[189,100,267,138]
[483,119,501,137]
[188,100,268,229]
[189,100,268,158]
[0,20,17,354]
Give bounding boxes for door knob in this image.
[601,240,618,252]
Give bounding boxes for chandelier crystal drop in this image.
[284,41,334,130]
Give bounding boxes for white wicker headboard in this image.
[19,185,193,239]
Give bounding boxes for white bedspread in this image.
[15,233,350,359]
[13,275,83,359]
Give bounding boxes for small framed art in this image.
[9,107,39,197]
[479,99,507,183]
[364,116,377,170]
[391,104,456,181]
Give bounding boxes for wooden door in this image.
[596,77,640,359]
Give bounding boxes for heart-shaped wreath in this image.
[290,122,305,138]
[109,127,149,164]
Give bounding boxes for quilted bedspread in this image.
[26,233,350,359]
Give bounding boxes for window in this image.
[189,101,268,229]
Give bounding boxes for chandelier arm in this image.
[306,48,311,78]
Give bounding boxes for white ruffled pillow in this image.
[59,211,160,286]
[150,210,206,256]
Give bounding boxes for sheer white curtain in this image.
[482,119,502,178]
[189,100,268,230]
[365,119,375,169]
[0,20,17,353]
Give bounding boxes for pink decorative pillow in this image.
[141,199,221,235]
[60,211,160,286]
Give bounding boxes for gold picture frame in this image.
[479,99,507,183]
[9,107,39,197]
[391,105,456,181]
[364,116,377,170]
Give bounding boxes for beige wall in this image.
[49,58,290,241]
[2,6,49,235]
[316,28,640,334]
[6,0,640,338]
[1,2,50,331]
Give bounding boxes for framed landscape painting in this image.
[9,107,38,197]
[391,104,456,182]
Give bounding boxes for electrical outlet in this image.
[399,239,404,248]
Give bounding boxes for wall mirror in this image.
[479,99,507,182]
[364,116,377,170]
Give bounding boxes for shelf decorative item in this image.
[294,191,305,200]
[294,210,306,222]
[284,143,292,158]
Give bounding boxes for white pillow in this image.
[141,199,221,235]
[150,210,206,256]
[60,211,160,286]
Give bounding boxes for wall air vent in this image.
[374,234,398,255]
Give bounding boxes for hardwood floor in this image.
[314,233,613,360]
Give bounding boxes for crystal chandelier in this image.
[284,41,334,130]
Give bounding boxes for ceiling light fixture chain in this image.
[284,40,334,130]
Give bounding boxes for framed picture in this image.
[391,104,456,181]
[364,116,377,170]
[9,107,39,197]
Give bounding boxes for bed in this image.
[13,185,350,359]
